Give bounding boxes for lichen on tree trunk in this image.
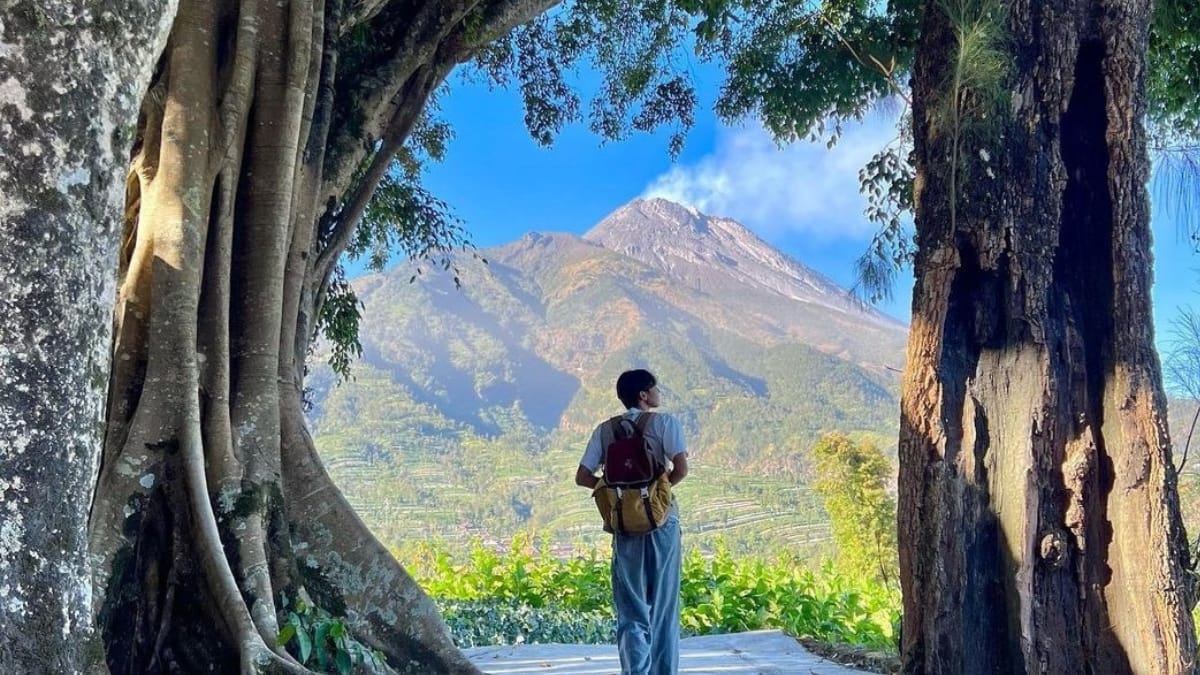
[0,2,176,672]
[84,0,559,672]
[898,0,1197,672]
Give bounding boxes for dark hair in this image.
[616,369,657,409]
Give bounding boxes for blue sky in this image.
[413,74,1198,353]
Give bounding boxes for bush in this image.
[399,536,900,651]
[399,535,612,611]
[679,543,896,647]
[440,600,615,647]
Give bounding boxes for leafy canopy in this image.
[470,0,1200,286]
[1149,0,1200,142]
[324,0,922,376]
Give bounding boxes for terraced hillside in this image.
[307,198,908,556]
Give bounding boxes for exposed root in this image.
[281,396,481,674]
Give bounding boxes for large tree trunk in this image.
[85,0,557,672]
[0,3,175,672]
[898,0,1197,672]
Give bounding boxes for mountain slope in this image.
[582,198,906,367]
[307,199,908,555]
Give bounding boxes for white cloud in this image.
[642,113,901,240]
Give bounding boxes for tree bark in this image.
[898,0,1197,672]
[0,2,176,672]
[86,0,559,672]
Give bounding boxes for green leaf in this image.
[315,621,332,670]
[336,650,353,675]
[276,623,297,648]
[296,626,313,664]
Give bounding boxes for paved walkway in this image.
[465,630,877,674]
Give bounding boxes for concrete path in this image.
[464,630,878,674]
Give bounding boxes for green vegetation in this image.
[397,538,900,650]
[309,239,903,558]
[812,433,899,587]
[276,596,386,674]
[1148,0,1200,141]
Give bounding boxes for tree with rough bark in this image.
[0,2,177,672]
[85,1,592,672]
[897,0,1200,670]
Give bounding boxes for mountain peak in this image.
[585,197,712,239]
[630,196,706,222]
[582,198,900,327]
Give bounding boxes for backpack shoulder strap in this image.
[633,411,654,435]
[608,415,629,438]
[633,412,666,473]
[600,415,624,463]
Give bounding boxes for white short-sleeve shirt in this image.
[579,408,687,473]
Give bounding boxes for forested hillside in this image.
[309,199,904,555]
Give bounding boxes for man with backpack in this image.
[575,368,689,675]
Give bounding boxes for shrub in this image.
[440,600,615,647]
[276,595,386,674]
[399,537,900,651]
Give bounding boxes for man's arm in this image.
[668,453,688,486]
[663,414,688,486]
[577,425,604,489]
[575,464,599,489]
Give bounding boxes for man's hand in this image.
[575,464,599,489]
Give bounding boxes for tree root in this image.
[281,398,481,674]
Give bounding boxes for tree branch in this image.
[311,64,440,285]
[817,13,911,106]
[306,0,564,330]
[319,1,480,198]
[341,0,394,33]
[320,0,560,208]
[468,0,562,49]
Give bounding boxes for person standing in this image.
[575,369,689,675]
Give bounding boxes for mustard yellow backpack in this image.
[591,413,672,535]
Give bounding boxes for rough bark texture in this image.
[85,0,558,672]
[0,3,176,672]
[898,0,1198,672]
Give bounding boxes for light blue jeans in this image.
[611,515,681,675]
